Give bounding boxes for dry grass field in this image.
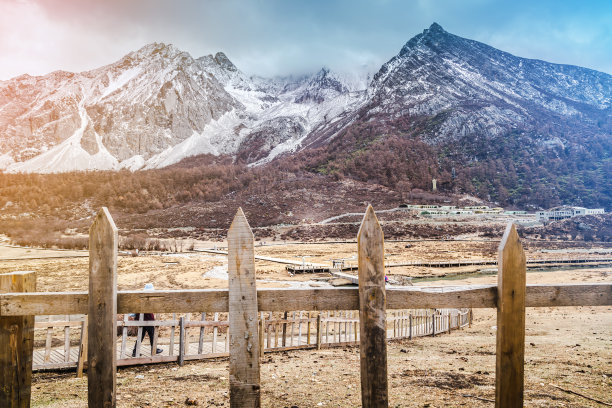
[1,238,609,291]
[1,239,610,407]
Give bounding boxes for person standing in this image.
[132,283,163,357]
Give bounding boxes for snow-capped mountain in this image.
[0,23,610,174]
[362,22,611,143]
[0,43,368,173]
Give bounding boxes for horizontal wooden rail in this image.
[2,283,610,316]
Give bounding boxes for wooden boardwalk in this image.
[32,309,469,371]
[288,257,612,273]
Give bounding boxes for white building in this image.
[537,206,605,221]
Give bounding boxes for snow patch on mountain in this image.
[119,155,146,171]
[0,152,14,169]
[6,106,119,173]
[99,66,143,100]
[145,125,222,169]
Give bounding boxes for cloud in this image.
[0,0,610,80]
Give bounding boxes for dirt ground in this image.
[1,240,610,407]
[29,272,611,408]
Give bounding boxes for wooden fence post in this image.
[431,310,436,337]
[88,208,117,408]
[282,311,288,347]
[259,313,265,357]
[316,314,322,350]
[357,205,388,407]
[408,314,412,340]
[228,208,261,407]
[178,317,185,366]
[212,313,219,354]
[495,223,526,408]
[0,271,36,408]
[307,311,312,345]
[76,317,88,378]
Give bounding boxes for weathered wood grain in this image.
[227,208,261,407]
[0,284,610,317]
[358,206,388,407]
[87,208,118,408]
[524,284,612,307]
[495,224,526,408]
[0,271,36,408]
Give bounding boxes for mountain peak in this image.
[427,22,446,35]
[136,42,176,54]
[129,42,187,62]
[198,52,238,73]
[315,66,332,78]
[399,22,451,56]
[213,52,237,72]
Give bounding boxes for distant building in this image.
[451,209,473,215]
[536,206,605,221]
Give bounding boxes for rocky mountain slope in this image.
[0,23,610,211]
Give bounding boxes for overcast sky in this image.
[1,0,610,80]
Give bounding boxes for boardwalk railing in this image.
[289,257,612,273]
[1,206,611,408]
[31,308,469,371]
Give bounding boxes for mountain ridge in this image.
[0,23,610,210]
[0,40,372,172]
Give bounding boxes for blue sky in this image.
[0,0,610,80]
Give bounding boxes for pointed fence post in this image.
[88,208,118,408]
[495,223,526,408]
[0,271,36,408]
[358,205,388,407]
[228,208,261,407]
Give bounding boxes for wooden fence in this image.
[0,206,611,408]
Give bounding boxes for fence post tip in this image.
[358,205,382,241]
[90,207,117,233]
[499,222,519,253]
[229,208,251,233]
